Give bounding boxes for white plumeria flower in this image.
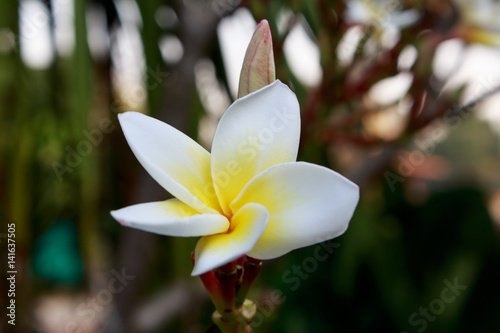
[111,80,359,276]
[345,0,420,29]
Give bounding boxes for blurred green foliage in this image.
[33,220,83,285]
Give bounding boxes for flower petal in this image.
[211,80,301,214]
[230,162,359,259]
[118,111,220,214]
[111,199,229,237]
[191,203,269,276]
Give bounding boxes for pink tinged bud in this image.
[238,20,276,98]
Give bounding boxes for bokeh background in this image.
[2,0,500,332]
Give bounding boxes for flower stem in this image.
[213,256,244,317]
[212,299,256,333]
[194,254,261,332]
[235,257,262,307]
